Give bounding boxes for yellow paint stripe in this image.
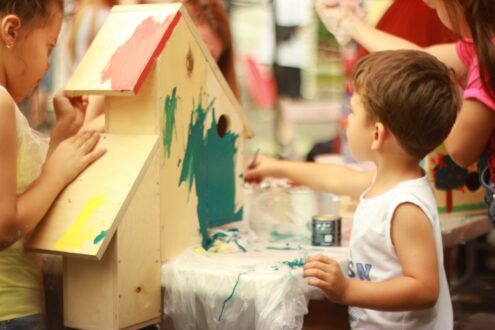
[54,195,107,250]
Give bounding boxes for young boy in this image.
[245,50,459,329]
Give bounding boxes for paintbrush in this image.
[248,149,260,169]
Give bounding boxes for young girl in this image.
[0,1,106,328]
[316,0,495,222]
[317,0,495,168]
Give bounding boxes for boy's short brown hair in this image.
[352,50,459,159]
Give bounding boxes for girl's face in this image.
[197,22,224,62]
[6,9,63,102]
[346,93,374,161]
[422,0,471,37]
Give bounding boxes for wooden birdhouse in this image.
[27,4,252,329]
[424,145,485,215]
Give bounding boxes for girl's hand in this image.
[304,254,349,304]
[49,91,88,155]
[315,0,363,45]
[244,155,282,183]
[43,130,106,187]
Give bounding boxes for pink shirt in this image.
[456,39,495,111]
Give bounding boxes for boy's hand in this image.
[315,0,364,45]
[244,155,282,183]
[304,254,349,304]
[43,130,106,187]
[49,91,88,155]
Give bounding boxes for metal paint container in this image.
[311,215,341,246]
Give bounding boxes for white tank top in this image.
[0,85,48,320]
[348,175,453,329]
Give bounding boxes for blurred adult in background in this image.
[352,0,455,69]
[306,0,455,162]
[180,0,240,99]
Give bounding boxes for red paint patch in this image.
[101,12,182,93]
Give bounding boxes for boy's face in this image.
[346,93,374,161]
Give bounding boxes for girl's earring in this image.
[6,42,14,49]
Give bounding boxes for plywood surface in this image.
[65,4,181,95]
[155,18,246,259]
[27,134,158,260]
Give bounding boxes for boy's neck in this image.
[366,154,423,198]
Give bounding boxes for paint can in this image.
[311,215,341,246]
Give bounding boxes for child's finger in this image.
[306,254,333,264]
[74,130,95,148]
[81,132,101,154]
[244,169,263,183]
[307,277,323,288]
[83,148,107,167]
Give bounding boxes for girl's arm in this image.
[245,155,373,198]
[0,96,22,247]
[0,95,106,249]
[445,99,495,167]
[316,2,466,78]
[305,203,440,310]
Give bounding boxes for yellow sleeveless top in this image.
[0,86,48,321]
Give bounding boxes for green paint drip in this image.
[270,228,299,242]
[234,240,247,252]
[163,87,178,158]
[218,272,244,321]
[178,94,243,249]
[282,257,307,269]
[93,230,108,244]
[267,246,298,251]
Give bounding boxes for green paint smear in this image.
[218,272,245,321]
[437,203,486,214]
[93,230,108,244]
[234,240,247,252]
[267,246,299,251]
[270,228,301,242]
[178,94,243,249]
[282,257,307,269]
[163,87,178,159]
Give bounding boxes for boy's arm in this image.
[305,203,440,310]
[245,155,373,198]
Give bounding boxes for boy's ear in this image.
[0,15,22,49]
[371,122,386,150]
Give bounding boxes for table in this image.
[41,208,492,329]
[160,211,492,330]
[161,240,349,330]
